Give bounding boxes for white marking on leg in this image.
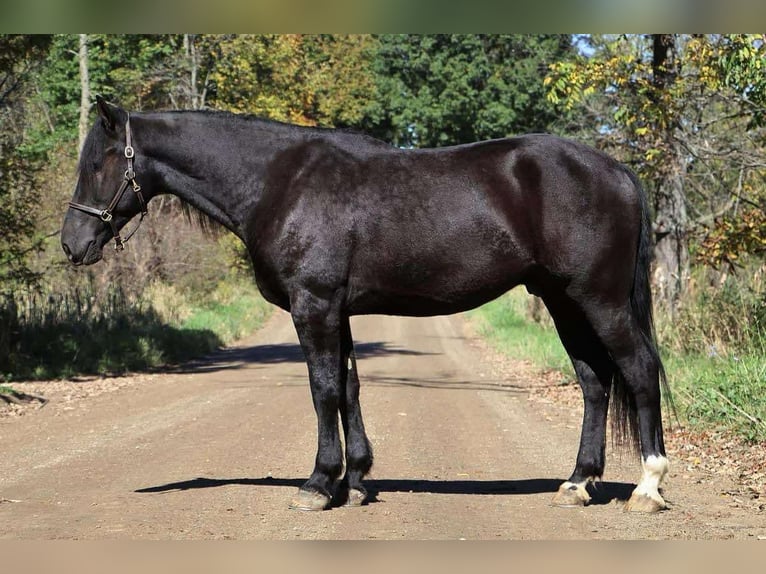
[632,455,668,504]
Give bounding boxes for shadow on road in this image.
[135,476,635,506]
[362,374,537,393]
[160,340,538,393]
[164,341,434,375]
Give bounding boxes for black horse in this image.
[62,97,670,513]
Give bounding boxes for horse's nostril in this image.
[61,242,74,261]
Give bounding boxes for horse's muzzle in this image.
[61,238,102,266]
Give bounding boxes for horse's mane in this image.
[179,199,224,237]
[156,108,390,147]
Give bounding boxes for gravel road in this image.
[1,310,763,539]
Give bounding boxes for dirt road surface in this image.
[1,311,763,539]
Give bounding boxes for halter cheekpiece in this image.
[68,113,148,251]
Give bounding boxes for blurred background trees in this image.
[0,35,52,297]
[0,34,764,381]
[547,34,766,313]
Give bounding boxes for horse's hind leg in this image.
[544,296,614,507]
[336,317,374,506]
[584,303,668,513]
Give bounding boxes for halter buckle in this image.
[69,114,147,252]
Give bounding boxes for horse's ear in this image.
[95,95,126,132]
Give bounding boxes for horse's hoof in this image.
[551,481,591,507]
[624,492,666,513]
[343,488,367,507]
[288,489,331,511]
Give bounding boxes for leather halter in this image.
[68,114,148,251]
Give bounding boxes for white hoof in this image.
[625,492,667,513]
[626,455,669,513]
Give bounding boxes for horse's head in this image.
[61,96,148,265]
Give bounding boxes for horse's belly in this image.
[346,257,527,316]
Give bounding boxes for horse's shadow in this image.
[163,341,435,375]
[135,476,635,506]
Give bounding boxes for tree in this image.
[649,34,689,311]
[36,34,176,147]
[546,34,766,310]
[206,34,379,127]
[695,35,766,269]
[78,34,90,152]
[0,35,52,296]
[365,34,575,147]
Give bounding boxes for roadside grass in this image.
[473,289,766,443]
[180,280,272,345]
[666,349,766,443]
[471,290,573,378]
[1,279,271,381]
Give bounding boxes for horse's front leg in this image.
[552,358,611,507]
[288,291,345,511]
[337,317,373,506]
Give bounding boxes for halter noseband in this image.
[68,113,148,251]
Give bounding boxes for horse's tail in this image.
[610,170,673,452]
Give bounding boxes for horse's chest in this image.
[248,246,291,310]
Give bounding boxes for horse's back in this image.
[346,135,640,313]
[255,133,642,316]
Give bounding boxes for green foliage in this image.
[0,34,53,296]
[476,272,766,443]
[35,34,177,147]
[546,34,766,266]
[471,290,572,377]
[657,263,765,357]
[547,35,683,170]
[0,279,271,381]
[669,352,766,443]
[0,143,45,294]
[718,34,766,128]
[207,34,379,127]
[368,34,575,147]
[180,279,271,344]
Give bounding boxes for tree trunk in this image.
[651,34,689,313]
[527,295,545,324]
[183,34,205,110]
[78,34,90,153]
[652,141,689,311]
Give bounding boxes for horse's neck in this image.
[138,113,301,239]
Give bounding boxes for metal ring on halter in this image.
[67,112,148,250]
